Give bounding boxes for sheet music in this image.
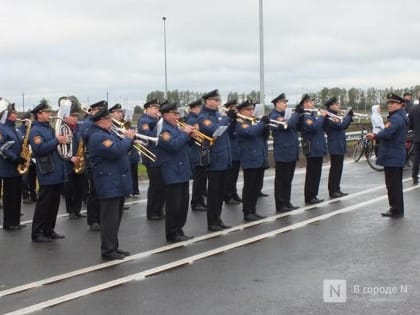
[0,140,15,158]
[212,126,228,137]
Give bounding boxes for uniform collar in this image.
[5,120,16,127]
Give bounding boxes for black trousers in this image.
[130,163,139,195]
[146,166,165,218]
[165,182,189,238]
[224,160,240,200]
[32,184,63,238]
[22,162,37,201]
[304,157,323,202]
[191,165,207,206]
[207,169,229,226]
[384,167,404,214]
[242,168,265,215]
[99,197,124,255]
[411,143,420,179]
[86,168,100,225]
[274,161,296,210]
[328,154,344,194]
[2,176,23,228]
[64,173,85,215]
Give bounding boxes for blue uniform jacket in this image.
[197,107,233,171]
[269,110,300,162]
[137,114,161,167]
[88,125,133,199]
[156,120,192,185]
[0,120,23,178]
[79,116,95,143]
[323,110,352,155]
[376,109,408,167]
[236,120,268,169]
[29,121,67,185]
[185,112,201,167]
[229,123,240,162]
[301,113,327,158]
[128,147,141,164]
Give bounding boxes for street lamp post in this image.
[259,0,265,105]
[162,16,168,99]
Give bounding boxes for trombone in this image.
[176,120,215,146]
[111,119,158,162]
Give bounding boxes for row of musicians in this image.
[135,89,355,246]
[0,90,352,260]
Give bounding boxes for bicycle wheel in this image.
[406,142,415,167]
[366,140,384,171]
[352,139,364,162]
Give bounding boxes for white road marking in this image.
[5,184,419,315]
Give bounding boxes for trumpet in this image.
[268,119,288,129]
[111,126,157,162]
[218,106,258,124]
[177,120,215,146]
[112,117,131,129]
[340,109,369,119]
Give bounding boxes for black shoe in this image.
[329,192,342,199]
[254,213,266,219]
[32,235,52,242]
[76,212,87,217]
[306,197,324,205]
[286,203,299,210]
[47,231,65,239]
[218,221,231,229]
[277,205,293,212]
[413,177,419,185]
[90,223,100,231]
[259,192,269,197]
[224,198,241,205]
[23,198,33,204]
[148,215,164,221]
[3,225,21,231]
[208,225,223,232]
[381,211,404,218]
[232,194,242,202]
[244,213,260,221]
[337,191,348,196]
[116,249,131,257]
[102,252,125,260]
[167,234,193,243]
[123,204,130,210]
[192,204,207,211]
[69,213,79,220]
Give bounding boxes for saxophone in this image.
[73,137,85,174]
[16,119,32,175]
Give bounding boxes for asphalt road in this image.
[1,159,420,315]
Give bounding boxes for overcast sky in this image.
[2,0,420,109]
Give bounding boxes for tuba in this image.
[16,119,32,175]
[53,96,81,160]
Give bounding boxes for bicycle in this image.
[352,128,384,171]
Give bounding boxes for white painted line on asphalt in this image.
[0,175,414,299]
[5,184,419,315]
